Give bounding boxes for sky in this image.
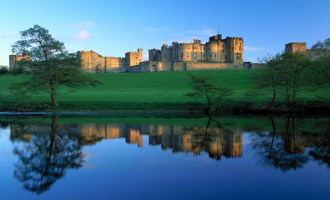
[0,0,329,67]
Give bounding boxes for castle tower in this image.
[161,44,173,63]
[125,48,143,72]
[9,53,30,70]
[149,48,161,61]
[285,42,307,53]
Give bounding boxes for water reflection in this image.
[10,116,243,160]
[249,117,330,171]
[11,117,84,194]
[3,115,330,195]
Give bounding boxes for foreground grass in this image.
[0,70,325,112]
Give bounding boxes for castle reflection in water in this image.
[10,123,243,160]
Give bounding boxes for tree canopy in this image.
[11,25,102,106]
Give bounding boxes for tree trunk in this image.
[270,77,276,109]
[51,94,58,106]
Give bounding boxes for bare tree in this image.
[184,72,234,114]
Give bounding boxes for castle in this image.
[9,34,324,72]
[76,34,253,73]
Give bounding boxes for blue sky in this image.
[0,0,329,66]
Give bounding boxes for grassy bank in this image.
[0,70,327,113]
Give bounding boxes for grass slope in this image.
[0,69,318,111]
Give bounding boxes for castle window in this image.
[208,47,210,50]
[222,49,224,52]
[235,47,236,50]
[204,54,205,57]
[136,62,137,64]
[193,46,197,49]
[203,47,205,50]
[225,56,227,59]
[135,57,137,59]
[187,46,190,49]
[187,53,189,57]
[235,42,237,44]
[236,56,238,59]
[181,53,183,57]
[210,54,212,57]
[215,54,216,57]
[239,47,241,50]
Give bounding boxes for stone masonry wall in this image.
[285,42,307,53]
[79,50,125,73]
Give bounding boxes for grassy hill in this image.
[0,69,319,111]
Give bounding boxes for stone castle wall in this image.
[285,42,327,61]
[130,61,253,73]
[78,50,126,73]
[78,48,142,73]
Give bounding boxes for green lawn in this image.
[0,69,318,111]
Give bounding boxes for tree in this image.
[248,51,310,108]
[10,25,102,106]
[0,65,8,74]
[184,72,234,114]
[309,39,330,100]
[276,51,310,106]
[311,38,330,58]
[245,54,281,108]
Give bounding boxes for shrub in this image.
[0,66,8,74]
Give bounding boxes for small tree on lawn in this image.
[184,72,234,114]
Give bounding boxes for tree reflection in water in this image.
[249,117,330,171]
[12,117,85,194]
[308,119,330,168]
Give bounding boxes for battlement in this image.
[288,42,306,45]
[193,39,201,44]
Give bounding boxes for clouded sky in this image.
[0,0,329,66]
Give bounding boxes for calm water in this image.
[0,116,329,199]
